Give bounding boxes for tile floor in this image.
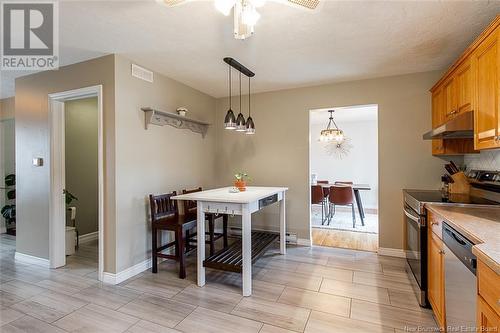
[0,234,437,333]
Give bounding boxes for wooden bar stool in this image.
[149,191,196,279]
[182,187,229,256]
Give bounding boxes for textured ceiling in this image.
[1,0,499,98]
[310,105,378,125]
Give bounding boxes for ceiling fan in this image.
[157,0,320,39]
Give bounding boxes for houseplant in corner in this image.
[234,172,250,192]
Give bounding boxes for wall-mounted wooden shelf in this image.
[141,107,209,138]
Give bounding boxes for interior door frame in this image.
[48,85,104,281]
[307,104,380,248]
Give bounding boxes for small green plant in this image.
[234,172,250,181]
[63,189,78,205]
[1,174,15,226]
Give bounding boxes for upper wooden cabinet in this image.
[471,27,500,150]
[456,60,472,115]
[430,15,500,152]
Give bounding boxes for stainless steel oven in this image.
[403,172,500,308]
[403,202,428,307]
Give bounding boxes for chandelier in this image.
[319,110,344,143]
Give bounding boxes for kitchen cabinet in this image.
[432,88,445,155]
[443,76,457,120]
[471,27,500,150]
[476,239,500,332]
[431,73,476,155]
[477,296,500,331]
[456,60,472,114]
[427,212,446,330]
[429,15,500,153]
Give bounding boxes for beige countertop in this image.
[425,204,500,274]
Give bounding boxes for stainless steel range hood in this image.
[423,111,474,140]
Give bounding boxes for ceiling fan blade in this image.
[286,0,319,10]
[156,0,188,7]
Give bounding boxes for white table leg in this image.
[280,191,286,255]
[197,201,205,287]
[242,203,252,296]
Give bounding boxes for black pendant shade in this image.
[245,75,255,134]
[235,112,246,131]
[224,63,236,130]
[223,57,255,134]
[224,109,236,129]
[245,116,255,134]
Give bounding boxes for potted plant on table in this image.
[234,172,250,192]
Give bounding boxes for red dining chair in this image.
[311,185,328,224]
[317,180,330,200]
[328,185,356,228]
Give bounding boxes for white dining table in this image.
[172,186,288,296]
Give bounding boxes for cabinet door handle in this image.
[431,221,438,226]
[439,250,445,255]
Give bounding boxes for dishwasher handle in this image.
[442,222,477,274]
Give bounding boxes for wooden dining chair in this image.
[328,185,356,227]
[182,187,228,256]
[149,191,197,279]
[311,185,328,224]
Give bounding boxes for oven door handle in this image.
[404,206,422,226]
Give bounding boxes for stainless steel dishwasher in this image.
[442,222,477,332]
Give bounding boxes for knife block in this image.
[448,171,470,194]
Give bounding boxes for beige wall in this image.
[65,97,99,236]
[215,71,447,250]
[113,55,217,272]
[1,97,15,119]
[15,55,116,271]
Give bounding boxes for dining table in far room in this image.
[317,183,371,223]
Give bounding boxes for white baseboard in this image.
[78,231,98,244]
[102,258,151,285]
[15,252,50,268]
[378,247,406,258]
[297,238,312,246]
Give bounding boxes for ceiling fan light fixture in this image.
[215,0,236,15]
[241,2,260,26]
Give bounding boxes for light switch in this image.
[33,157,43,167]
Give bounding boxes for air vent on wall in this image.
[131,64,154,83]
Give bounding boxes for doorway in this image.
[308,104,379,252]
[48,85,104,280]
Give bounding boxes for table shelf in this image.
[203,231,279,273]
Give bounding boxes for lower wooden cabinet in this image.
[427,228,446,329]
[477,295,500,331]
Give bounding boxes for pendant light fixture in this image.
[319,110,344,143]
[235,71,246,131]
[245,76,255,134]
[224,64,236,129]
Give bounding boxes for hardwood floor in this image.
[0,234,434,332]
[312,228,379,252]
